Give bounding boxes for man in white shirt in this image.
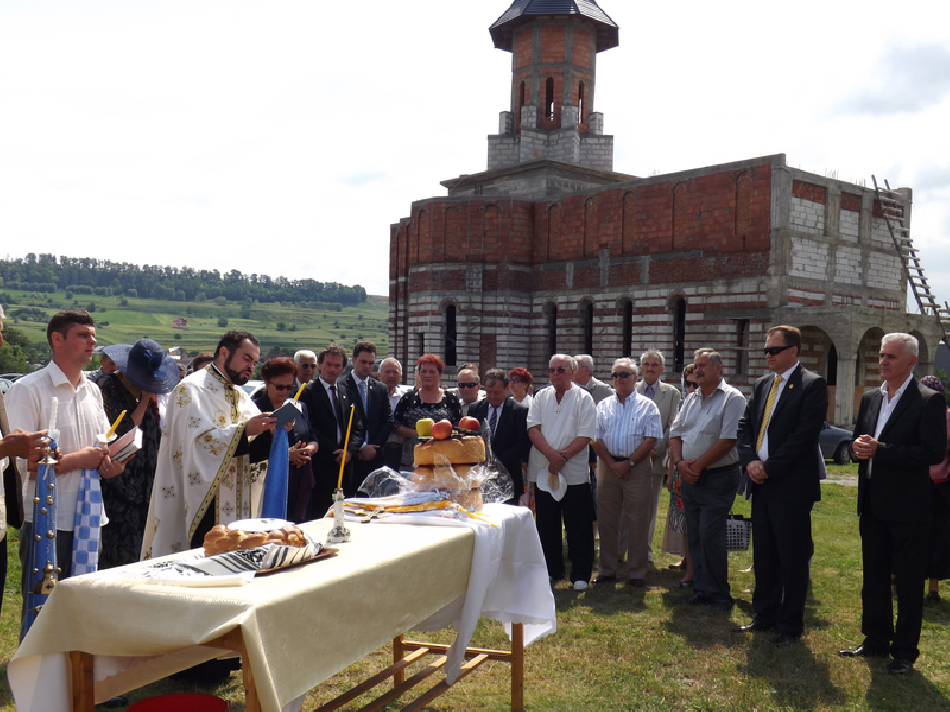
[526,354,598,590]
[6,309,127,639]
[378,358,412,471]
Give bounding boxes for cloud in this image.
[836,45,950,116]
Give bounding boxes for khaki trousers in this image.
[597,457,653,580]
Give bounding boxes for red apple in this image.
[430,419,453,440]
[459,416,480,431]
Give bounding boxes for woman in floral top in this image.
[393,355,462,464]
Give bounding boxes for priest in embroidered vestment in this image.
[142,330,276,559]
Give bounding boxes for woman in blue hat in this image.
[99,339,180,568]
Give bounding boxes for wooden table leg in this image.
[393,635,405,687]
[511,623,523,712]
[68,651,95,712]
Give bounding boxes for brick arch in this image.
[909,330,929,366]
[584,198,597,257]
[622,190,637,254]
[672,183,688,250]
[735,172,752,249]
[444,206,461,261]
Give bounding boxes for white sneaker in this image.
[573,580,589,591]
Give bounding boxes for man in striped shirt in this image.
[591,358,663,587]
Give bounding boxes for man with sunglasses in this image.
[591,359,662,586]
[526,354,598,590]
[669,349,746,610]
[736,326,827,646]
[453,368,484,416]
[294,350,317,386]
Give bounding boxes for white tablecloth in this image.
[9,504,554,711]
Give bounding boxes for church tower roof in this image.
[490,0,619,52]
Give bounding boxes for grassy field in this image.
[0,288,391,363]
[0,463,947,710]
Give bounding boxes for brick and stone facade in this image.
[388,1,940,426]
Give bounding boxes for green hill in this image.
[0,290,390,371]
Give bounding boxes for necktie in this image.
[489,406,498,440]
[358,380,369,445]
[644,383,656,400]
[329,384,343,442]
[755,375,784,453]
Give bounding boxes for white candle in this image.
[48,397,59,442]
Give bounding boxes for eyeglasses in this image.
[762,345,793,357]
[685,381,698,389]
[458,382,479,389]
[611,371,634,380]
[298,363,316,369]
[548,367,569,374]
[270,383,296,392]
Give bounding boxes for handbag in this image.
[725,513,752,551]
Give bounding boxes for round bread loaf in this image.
[414,436,485,466]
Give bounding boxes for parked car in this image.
[819,422,855,465]
[0,378,11,395]
[241,379,265,396]
[0,372,24,382]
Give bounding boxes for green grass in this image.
[1,290,391,362]
[0,468,947,710]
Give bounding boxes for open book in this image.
[109,427,142,463]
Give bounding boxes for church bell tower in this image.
[487,0,619,171]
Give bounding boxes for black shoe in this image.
[771,633,801,647]
[628,578,646,588]
[100,696,130,710]
[687,593,709,605]
[926,590,940,602]
[678,579,694,588]
[888,658,913,675]
[839,644,889,658]
[594,575,617,585]
[732,621,774,633]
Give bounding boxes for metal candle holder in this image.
[326,488,351,543]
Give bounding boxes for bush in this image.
[217,316,229,328]
[215,296,227,307]
[126,289,137,298]
[98,321,110,327]
[196,293,206,303]
[276,322,287,332]
[119,297,129,307]
[65,292,73,300]
[174,333,182,340]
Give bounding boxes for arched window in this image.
[621,298,633,358]
[581,301,594,355]
[545,77,555,121]
[520,81,526,110]
[444,304,457,367]
[672,297,687,372]
[827,344,838,386]
[578,81,586,124]
[546,303,558,359]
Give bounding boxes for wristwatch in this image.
[673,459,683,470]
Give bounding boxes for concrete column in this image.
[499,111,513,135]
[835,355,856,426]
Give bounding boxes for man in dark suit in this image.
[340,341,393,496]
[299,344,364,519]
[469,369,530,504]
[736,325,827,646]
[840,332,946,674]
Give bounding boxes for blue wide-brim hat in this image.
[104,339,180,395]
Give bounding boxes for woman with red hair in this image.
[393,355,462,463]
[508,367,534,408]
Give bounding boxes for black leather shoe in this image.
[771,633,801,647]
[678,579,694,588]
[888,658,913,674]
[687,593,708,605]
[594,575,617,585]
[732,621,774,633]
[628,578,646,587]
[839,644,889,658]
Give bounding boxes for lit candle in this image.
[106,410,127,439]
[336,405,355,490]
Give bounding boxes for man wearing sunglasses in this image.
[736,325,827,646]
[591,359,662,587]
[669,349,746,610]
[526,354,598,590]
[452,368,484,416]
[294,350,317,387]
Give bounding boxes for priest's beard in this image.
[225,353,252,386]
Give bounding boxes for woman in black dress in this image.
[252,358,318,523]
[100,339,180,568]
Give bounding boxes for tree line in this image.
[0,254,367,305]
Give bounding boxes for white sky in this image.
[1,0,948,309]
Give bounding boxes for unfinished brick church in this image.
[387,0,943,426]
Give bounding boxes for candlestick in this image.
[336,405,355,490]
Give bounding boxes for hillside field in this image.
[0,289,390,366]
